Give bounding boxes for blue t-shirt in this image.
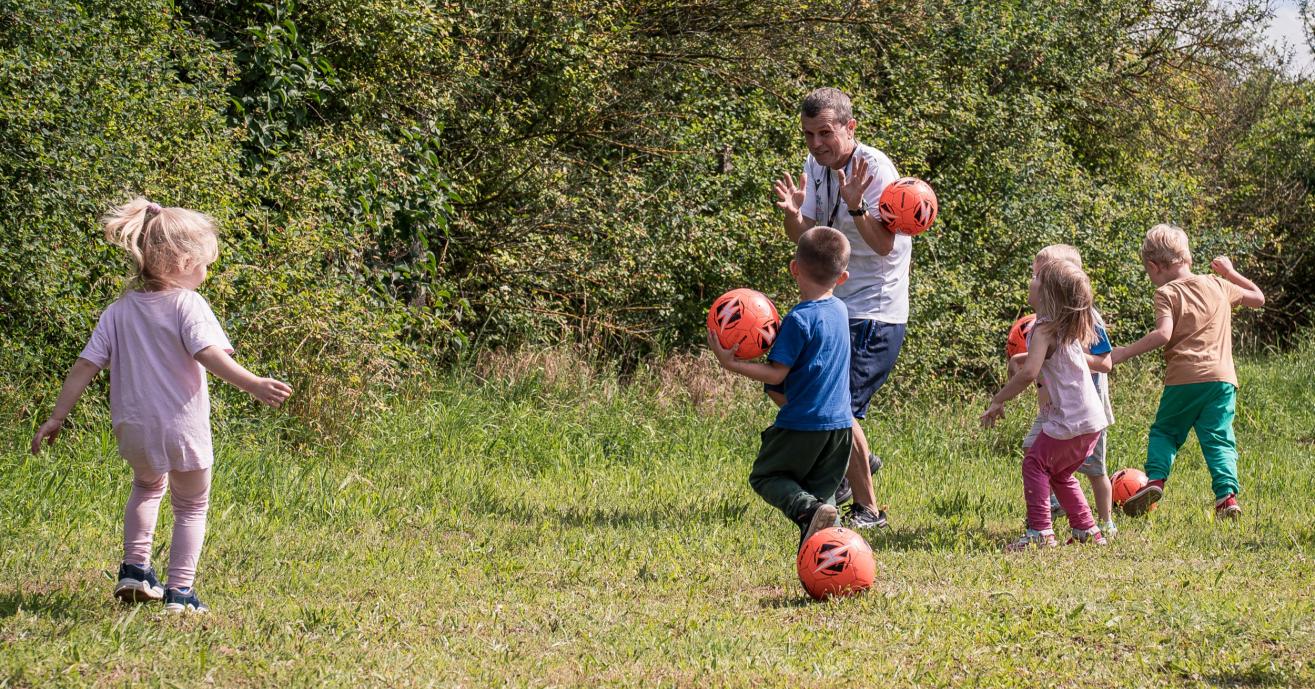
[1026,313,1112,387]
[1090,323,1112,356]
[767,296,853,431]
[1090,319,1112,387]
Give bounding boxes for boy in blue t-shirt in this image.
[708,227,854,549]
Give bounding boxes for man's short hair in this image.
[1141,223,1192,266]
[800,88,853,124]
[796,226,850,284]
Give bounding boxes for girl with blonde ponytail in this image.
[982,259,1110,552]
[31,197,292,614]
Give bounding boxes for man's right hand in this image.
[773,173,806,218]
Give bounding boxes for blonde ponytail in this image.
[101,197,218,290]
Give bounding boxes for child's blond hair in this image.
[102,197,218,290]
[1034,259,1095,348]
[1141,224,1191,267]
[1035,243,1082,269]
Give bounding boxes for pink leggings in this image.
[1023,431,1100,533]
[123,467,211,589]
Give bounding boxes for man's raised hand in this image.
[774,173,807,217]
[836,155,873,209]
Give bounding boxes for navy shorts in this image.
[849,319,905,419]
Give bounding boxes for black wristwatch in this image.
[847,200,868,217]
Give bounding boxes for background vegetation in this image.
[3,5,1313,684]
[2,0,1313,429]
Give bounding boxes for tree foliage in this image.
[1,0,1310,429]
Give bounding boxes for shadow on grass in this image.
[756,593,816,609]
[0,589,87,621]
[865,524,1017,554]
[476,492,751,529]
[1203,665,1294,688]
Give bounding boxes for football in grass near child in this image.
[797,527,876,600]
[707,288,781,359]
[1111,468,1156,511]
[877,177,939,236]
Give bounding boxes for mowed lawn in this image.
[2,349,1313,688]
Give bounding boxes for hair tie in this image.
[145,202,162,214]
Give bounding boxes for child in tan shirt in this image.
[1112,224,1265,518]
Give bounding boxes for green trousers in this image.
[750,426,852,524]
[1146,382,1240,500]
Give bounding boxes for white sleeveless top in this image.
[1035,332,1109,440]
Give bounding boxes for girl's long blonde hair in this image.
[1034,259,1095,348]
[101,197,218,290]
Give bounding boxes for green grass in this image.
[2,350,1314,687]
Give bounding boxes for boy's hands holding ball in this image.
[706,329,741,370]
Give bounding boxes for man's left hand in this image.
[836,154,873,210]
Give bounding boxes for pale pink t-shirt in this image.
[1036,337,1108,441]
[79,290,232,474]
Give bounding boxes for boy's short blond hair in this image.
[1141,224,1191,266]
[1035,244,1082,269]
[796,226,850,284]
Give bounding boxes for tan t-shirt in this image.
[1154,275,1245,387]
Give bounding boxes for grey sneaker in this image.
[834,454,883,505]
[798,503,839,550]
[842,503,888,530]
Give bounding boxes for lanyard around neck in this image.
[823,152,855,227]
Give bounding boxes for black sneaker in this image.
[834,454,884,505]
[113,562,164,603]
[842,503,888,530]
[163,587,208,614]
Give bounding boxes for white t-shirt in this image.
[801,142,911,323]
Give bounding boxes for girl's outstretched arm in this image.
[31,358,102,454]
[194,346,292,408]
[982,330,1051,428]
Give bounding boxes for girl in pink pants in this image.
[31,198,291,613]
[981,259,1110,551]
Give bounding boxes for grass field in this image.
[2,348,1314,687]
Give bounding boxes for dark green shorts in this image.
[749,425,852,523]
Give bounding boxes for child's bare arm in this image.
[1112,314,1173,365]
[707,331,789,385]
[31,358,102,454]
[1087,352,1112,373]
[194,346,293,408]
[1211,256,1265,308]
[982,331,1050,427]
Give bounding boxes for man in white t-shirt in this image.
[771,87,912,529]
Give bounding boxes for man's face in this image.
[801,109,857,170]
